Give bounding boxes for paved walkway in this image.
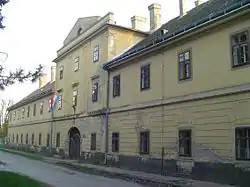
[2,149,239,187]
[44,157,238,187]
[0,151,143,187]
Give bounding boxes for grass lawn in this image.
[0,171,49,187]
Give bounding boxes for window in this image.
[232,31,249,67]
[16,134,18,143]
[21,134,23,144]
[179,51,191,80]
[112,132,119,152]
[27,106,30,117]
[26,134,28,144]
[74,57,79,71]
[56,133,60,147]
[235,127,250,160]
[13,111,16,120]
[92,81,98,102]
[93,45,99,62]
[77,28,82,36]
[113,75,120,97]
[47,134,50,147]
[48,99,52,112]
[22,108,25,119]
[72,89,78,106]
[59,66,64,80]
[179,129,192,157]
[140,131,149,154]
[140,64,150,90]
[57,95,62,110]
[91,133,96,150]
[12,134,14,143]
[9,113,12,122]
[33,104,36,116]
[40,101,44,115]
[38,133,42,146]
[31,133,34,145]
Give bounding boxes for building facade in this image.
[103,0,250,186]
[8,71,55,153]
[7,12,148,159]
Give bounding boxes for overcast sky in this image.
[0,0,206,103]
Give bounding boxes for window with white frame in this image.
[22,108,25,119]
[59,66,64,80]
[27,106,30,117]
[178,50,192,80]
[93,45,99,62]
[57,95,62,110]
[92,81,99,102]
[40,101,44,115]
[72,89,78,106]
[48,99,52,112]
[74,57,79,72]
[232,31,249,67]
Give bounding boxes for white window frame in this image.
[93,45,99,62]
[74,57,79,72]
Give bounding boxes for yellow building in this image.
[103,0,250,185]
[7,12,148,159]
[7,71,56,154]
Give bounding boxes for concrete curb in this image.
[50,161,191,187]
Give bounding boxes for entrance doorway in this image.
[68,127,81,159]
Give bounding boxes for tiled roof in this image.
[8,82,54,111]
[103,0,250,70]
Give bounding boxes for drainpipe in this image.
[50,110,54,154]
[104,71,110,164]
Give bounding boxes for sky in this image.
[0,0,206,103]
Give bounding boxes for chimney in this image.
[148,3,161,32]
[51,65,56,82]
[179,0,187,16]
[195,0,201,6]
[131,16,147,31]
[39,73,47,88]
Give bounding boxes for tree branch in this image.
[0,64,43,90]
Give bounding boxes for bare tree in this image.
[0,99,13,138]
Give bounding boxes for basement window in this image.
[179,129,192,157]
[26,134,28,144]
[112,132,119,152]
[91,133,97,151]
[47,134,50,147]
[140,131,149,154]
[39,133,42,146]
[235,127,250,160]
[21,134,23,144]
[31,133,34,145]
[56,133,60,147]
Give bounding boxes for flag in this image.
[50,92,59,112]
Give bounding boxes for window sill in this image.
[139,152,149,155]
[178,77,192,83]
[232,62,250,70]
[140,87,150,92]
